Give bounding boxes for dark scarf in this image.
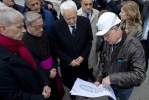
[0,34,37,71]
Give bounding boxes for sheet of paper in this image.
[70,78,116,100]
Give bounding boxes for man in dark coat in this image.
[0,7,51,100]
[49,1,93,100]
[23,11,65,100]
[0,0,26,14]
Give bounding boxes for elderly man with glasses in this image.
[24,0,54,36]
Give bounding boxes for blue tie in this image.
[113,44,116,51]
[113,43,119,51]
[71,26,75,38]
[86,13,89,19]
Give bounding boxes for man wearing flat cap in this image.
[94,12,146,100]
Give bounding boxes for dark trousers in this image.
[141,40,148,71]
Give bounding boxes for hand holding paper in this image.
[70,78,116,100]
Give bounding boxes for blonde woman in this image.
[119,1,142,40]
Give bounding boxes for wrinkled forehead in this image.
[26,0,40,5]
[63,9,76,16]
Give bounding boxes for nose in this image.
[22,27,26,33]
[70,19,74,23]
[87,5,90,8]
[39,27,43,31]
[119,12,121,16]
[34,4,38,8]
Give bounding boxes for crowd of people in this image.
[0,0,148,100]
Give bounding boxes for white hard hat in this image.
[96,12,121,36]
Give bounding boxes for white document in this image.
[70,78,116,100]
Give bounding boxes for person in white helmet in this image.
[94,12,146,100]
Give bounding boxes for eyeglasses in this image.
[30,24,44,30]
[64,14,77,21]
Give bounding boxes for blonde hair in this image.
[121,1,142,25]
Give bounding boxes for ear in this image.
[0,25,6,33]
[25,2,29,8]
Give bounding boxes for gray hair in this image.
[60,0,77,16]
[25,0,40,5]
[0,7,24,27]
[24,11,42,25]
[24,0,30,5]
[0,2,7,7]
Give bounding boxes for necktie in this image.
[71,26,75,38]
[86,13,89,19]
[112,43,119,51]
[112,44,116,51]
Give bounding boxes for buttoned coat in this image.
[77,8,99,69]
[49,16,93,89]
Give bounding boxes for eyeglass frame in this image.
[30,23,45,30]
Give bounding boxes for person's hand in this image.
[48,4,52,9]
[42,90,49,99]
[94,81,100,87]
[75,56,84,64]
[42,86,51,98]
[142,0,146,2]
[50,68,57,78]
[70,59,80,67]
[102,76,111,87]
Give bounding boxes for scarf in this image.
[0,34,37,71]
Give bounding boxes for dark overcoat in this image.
[49,16,93,89]
[0,45,50,100]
